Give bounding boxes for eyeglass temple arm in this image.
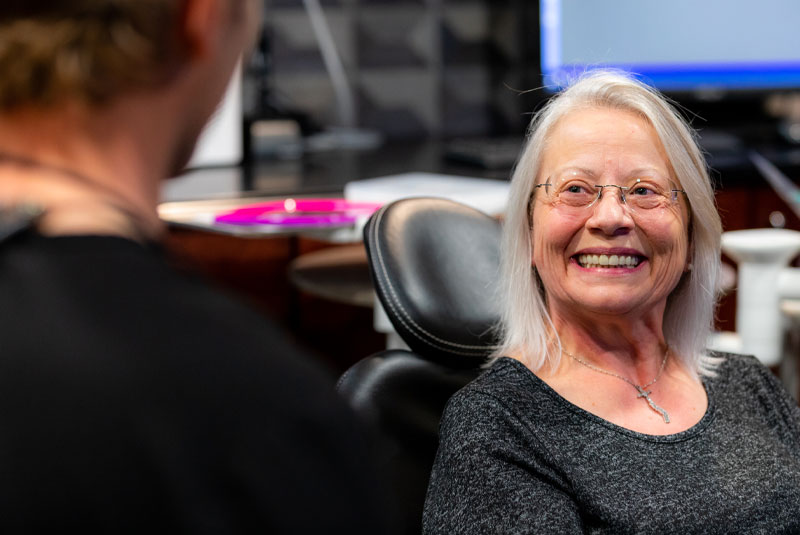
[670,188,687,202]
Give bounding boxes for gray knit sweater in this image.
[423,353,800,534]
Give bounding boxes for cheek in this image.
[531,232,564,268]
[530,210,585,267]
[646,219,689,270]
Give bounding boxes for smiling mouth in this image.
[575,253,644,269]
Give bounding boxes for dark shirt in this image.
[424,354,800,534]
[0,232,389,533]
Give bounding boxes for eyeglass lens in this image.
[539,172,682,211]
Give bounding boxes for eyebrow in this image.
[550,167,671,181]
[628,167,670,178]
[549,167,597,179]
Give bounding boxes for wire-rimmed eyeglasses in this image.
[533,173,687,214]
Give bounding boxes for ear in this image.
[179,0,225,59]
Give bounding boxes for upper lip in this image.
[573,247,646,257]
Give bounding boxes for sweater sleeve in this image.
[422,388,582,534]
[741,355,800,446]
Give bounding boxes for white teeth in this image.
[577,254,641,269]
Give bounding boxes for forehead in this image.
[540,107,672,178]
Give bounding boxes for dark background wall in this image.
[250,0,543,140]
[249,0,798,151]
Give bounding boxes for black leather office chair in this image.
[337,197,502,534]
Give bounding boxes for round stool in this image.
[288,244,374,307]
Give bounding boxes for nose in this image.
[585,186,634,235]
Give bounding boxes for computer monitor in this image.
[540,0,800,95]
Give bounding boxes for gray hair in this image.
[491,70,722,377]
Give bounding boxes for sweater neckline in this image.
[496,356,716,443]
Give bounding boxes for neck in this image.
[0,101,175,241]
[547,304,669,382]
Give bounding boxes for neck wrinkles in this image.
[548,305,670,383]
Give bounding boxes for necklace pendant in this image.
[562,347,672,425]
[634,385,671,424]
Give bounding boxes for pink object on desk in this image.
[214,198,382,227]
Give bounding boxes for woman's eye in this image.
[631,185,657,196]
[562,182,591,194]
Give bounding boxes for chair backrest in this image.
[337,197,502,534]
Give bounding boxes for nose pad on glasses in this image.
[592,185,628,207]
[587,185,635,233]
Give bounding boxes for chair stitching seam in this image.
[371,204,487,354]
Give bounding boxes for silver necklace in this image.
[562,346,671,423]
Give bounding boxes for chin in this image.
[566,290,653,318]
[579,303,643,318]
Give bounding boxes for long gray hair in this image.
[491,70,722,377]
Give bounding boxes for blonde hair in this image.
[491,70,722,377]
[0,0,185,110]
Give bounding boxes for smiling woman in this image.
[423,71,800,534]
[530,106,693,351]
[500,74,720,380]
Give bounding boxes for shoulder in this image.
[21,235,287,346]
[710,350,769,376]
[708,351,800,434]
[434,358,550,472]
[3,234,339,411]
[447,357,537,415]
[425,359,583,534]
[1,236,393,530]
[708,351,784,394]
[440,357,550,446]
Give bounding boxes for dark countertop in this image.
[163,141,514,204]
[164,136,800,203]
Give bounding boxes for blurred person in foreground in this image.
[423,71,800,533]
[0,0,389,532]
